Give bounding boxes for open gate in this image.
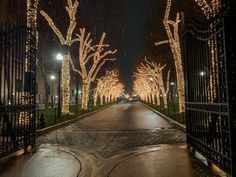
[184,0,236,176]
[0,19,36,157]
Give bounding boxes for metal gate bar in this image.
[184,1,235,176]
[0,18,36,158]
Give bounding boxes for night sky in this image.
[118,0,151,93]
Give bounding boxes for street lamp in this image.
[170,82,175,102]
[50,75,55,108]
[56,52,63,117]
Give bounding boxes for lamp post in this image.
[56,52,63,117]
[170,82,175,102]
[50,75,55,108]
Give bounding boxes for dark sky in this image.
[118,0,151,93]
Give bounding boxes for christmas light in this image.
[69,28,117,109]
[194,0,221,102]
[194,0,221,18]
[155,0,185,112]
[133,58,170,108]
[93,70,124,106]
[40,0,80,114]
[20,0,40,124]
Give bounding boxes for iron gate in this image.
[0,19,36,158]
[184,0,236,176]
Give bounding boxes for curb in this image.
[143,103,186,132]
[36,104,113,136]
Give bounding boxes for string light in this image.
[194,0,221,18]
[69,28,117,109]
[40,0,80,114]
[93,70,124,106]
[194,0,221,102]
[20,0,40,124]
[133,58,170,108]
[155,0,185,113]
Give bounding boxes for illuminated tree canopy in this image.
[70,28,117,109]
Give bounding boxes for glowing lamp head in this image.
[50,75,55,80]
[56,53,63,61]
[200,71,205,76]
[170,82,175,85]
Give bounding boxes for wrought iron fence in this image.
[184,0,235,176]
[0,19,36,158]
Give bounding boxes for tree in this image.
[155,0,184,113]
[70,28,117,109]
[93,70,124,107]
[134,58,170,108]
[40,0,80,114]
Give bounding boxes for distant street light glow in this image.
[50,75,55,80]
[200,71,205,76]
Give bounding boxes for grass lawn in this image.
[36,102,112,129]
[145,101,185,124]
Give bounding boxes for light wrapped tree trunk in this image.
[163,95,168,109]
[94,94,98,107]
[61,54,70,114]
[100,95,104,105]
[148,94,151,103]
[82,82,90,109]
[156,94,160,106]
[152,94,155,105]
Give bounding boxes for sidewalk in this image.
[103,146,226,177]
[0,147,81,177]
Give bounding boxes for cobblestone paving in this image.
[38,127,186,157]
[38,102,186,157]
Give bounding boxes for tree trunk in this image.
[82,82,90,110]
[100,95,104,105]
[94,94,97,107]
[61,54,71,113]
[163,96,168,109]
[152,94,155,105]
[156,94,160,106]
[174,55,185,112]
[148,94,151,103]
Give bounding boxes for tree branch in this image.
[40,10,66,44]
[155,40,169,46]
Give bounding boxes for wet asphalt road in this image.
[0,102,225,177]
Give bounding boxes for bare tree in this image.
[40,0,80,114]
[155,0,184,112]
[70,28,117,109]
